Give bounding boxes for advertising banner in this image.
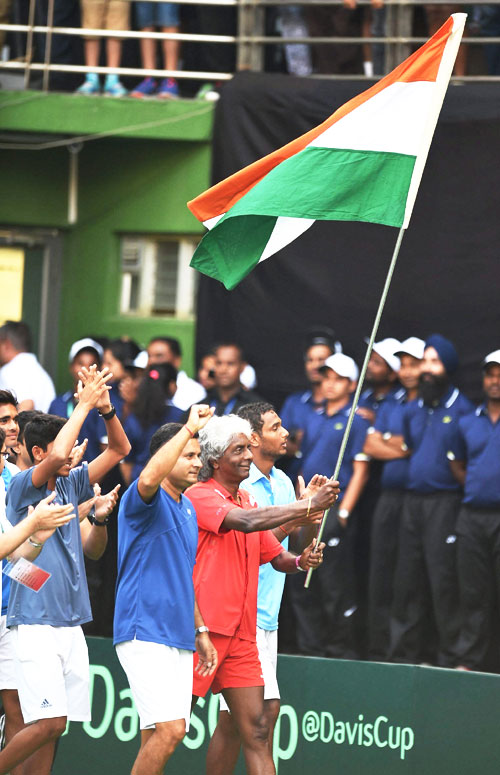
[54,637,500,774]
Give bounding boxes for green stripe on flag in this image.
[191,214,277,289]
[226,147,416,228]
[190,147,417,290]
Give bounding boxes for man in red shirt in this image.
[186,414,338,775]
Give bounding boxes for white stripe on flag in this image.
[203,214,225,230]
[308,81,435,157]
[258,217,315,263]
[403,12,467,227]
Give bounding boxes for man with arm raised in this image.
[186,414,338,775]
[114,405,218,775]
[0,365,130,775]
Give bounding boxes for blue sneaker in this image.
[157,78,179,99]
[76,75,100,95]
[130,77,158,98]
[104,75,127,97]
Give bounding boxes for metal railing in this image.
[0,0,499,90]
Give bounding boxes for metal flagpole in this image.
[304,225,406,588]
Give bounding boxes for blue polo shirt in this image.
[301,405,369,499]
[114,479,198,651]
[123,405,184,481]
[240,463,295,631]
[374,390,413,490]
[49,393,104,463]
[279,391,325,482]
[359,385,400,414]
[403,387,474,494]
[449,405,500,508]
[6,464,94,627]
[280,390,326,433]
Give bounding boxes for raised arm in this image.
[138,405,214,503]
[80,484,120,560]
[83,366,131,484]
[31,368,113,489]
[222,480,339,533]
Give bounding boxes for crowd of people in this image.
[0,317,499,772]
[1,0,500,97]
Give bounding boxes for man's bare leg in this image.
[205,710,241,775]
[21,741,57,775]
[220,687,275,775]
[205,697,281,775]
[1,689,25,775]
[131,719,186,775]
[0,716,66,775]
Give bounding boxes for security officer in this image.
[364,337,425,660]
[390,334,473,667]
[289,353,370,658]
[448,350,500,670]
[278,334,335,482]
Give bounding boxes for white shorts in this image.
[219,627,279,712]
[0,615,17,690]
[12,624,90,724]
[116,639,193,731]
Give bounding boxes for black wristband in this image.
[88,514,109,526]
[98,404,116,421]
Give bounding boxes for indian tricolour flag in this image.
[188,14,466,290]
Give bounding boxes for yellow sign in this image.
[0,248,24,324]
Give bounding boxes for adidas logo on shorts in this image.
[40,699,52,708]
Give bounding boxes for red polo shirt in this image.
[186,478,283,642]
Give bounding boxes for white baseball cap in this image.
[395,337,425,361]
[133,350,149,369]
[241,363,257,390]
[371,338,401,373]
[483,350,500,368]
[68,338,103,363]
[320,353,359,382]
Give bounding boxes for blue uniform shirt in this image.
[6,464,94,627]
[240,463,295,632]
[403,387,474,494]
[279,391,325,482]
[359,385,400,414]
[114,479,198,651]
[374,390,413,490]
[123,405,184,481]
[449,405,500,507]
[301,406,369,499]
[49,393,104,463]
[280,390,326,433]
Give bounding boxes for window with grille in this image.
[120,237,198,318]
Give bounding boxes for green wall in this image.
[0,96,213,390]
[55,636,500,775]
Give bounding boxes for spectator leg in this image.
[423,493,461,668]
[456,506,492,669]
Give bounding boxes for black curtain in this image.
[196,72,500,407]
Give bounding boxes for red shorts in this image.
[193,632,264,698]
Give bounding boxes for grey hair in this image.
[198,414,252,482]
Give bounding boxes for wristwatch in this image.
[88,514,109,526]
[195,626,210,636]
[98,405,116,421]
[338,508,350,519]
